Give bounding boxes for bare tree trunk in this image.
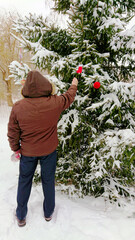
[0,66,13,106]
[5,79,13,106]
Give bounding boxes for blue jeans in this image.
[16,150,57,220]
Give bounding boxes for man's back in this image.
[8,71,77,156]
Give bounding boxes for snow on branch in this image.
[9,61,30,84]
[111,23,135,51]
[109,82,135,101]
[89,128,135,183]
[58,109,79,135]
[99,17,125,31]
[31,44,57,65]
[87,93,121,111]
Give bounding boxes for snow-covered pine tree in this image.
[9,0,135,201]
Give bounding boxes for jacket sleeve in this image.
[57,84,77,112]
[7,106,21,152]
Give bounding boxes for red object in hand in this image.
[93,82,100,89]
[76,66,83,74]
[15,149,21,159]
[15,152,20,159]
[11,149,21,162]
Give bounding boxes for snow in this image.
[9,61,30,84]
[87,92,121,111]
[98,1,106,8]
[80,0,87,5]
[0,104,135,240]
[109,82,135,102]
[99,17,125,31]
[100,129,135,161]
[106,119,114,125]
[58,109,79,136]
[31,46,55,64]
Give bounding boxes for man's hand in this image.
[72,77,78,86]
[11,149,21,162]
[15,150,21,160]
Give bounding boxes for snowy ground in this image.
[0,104,135,240]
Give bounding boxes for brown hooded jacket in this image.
[7,70,77,156]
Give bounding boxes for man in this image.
[7,70,78,227]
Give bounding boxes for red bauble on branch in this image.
[76,66,83,74]
[93,81,100,89]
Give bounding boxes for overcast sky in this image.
[0,0,134,28]
[0,0,52,17]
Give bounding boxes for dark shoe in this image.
[45,216,52,222]
[16,215,26,227]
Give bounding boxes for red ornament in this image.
[76,66,83,74]
[93,82,100,89]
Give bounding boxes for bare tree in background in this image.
[0,12,22,106]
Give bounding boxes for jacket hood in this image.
[22,70,52,98]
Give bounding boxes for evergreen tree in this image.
[10,0,135,201]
